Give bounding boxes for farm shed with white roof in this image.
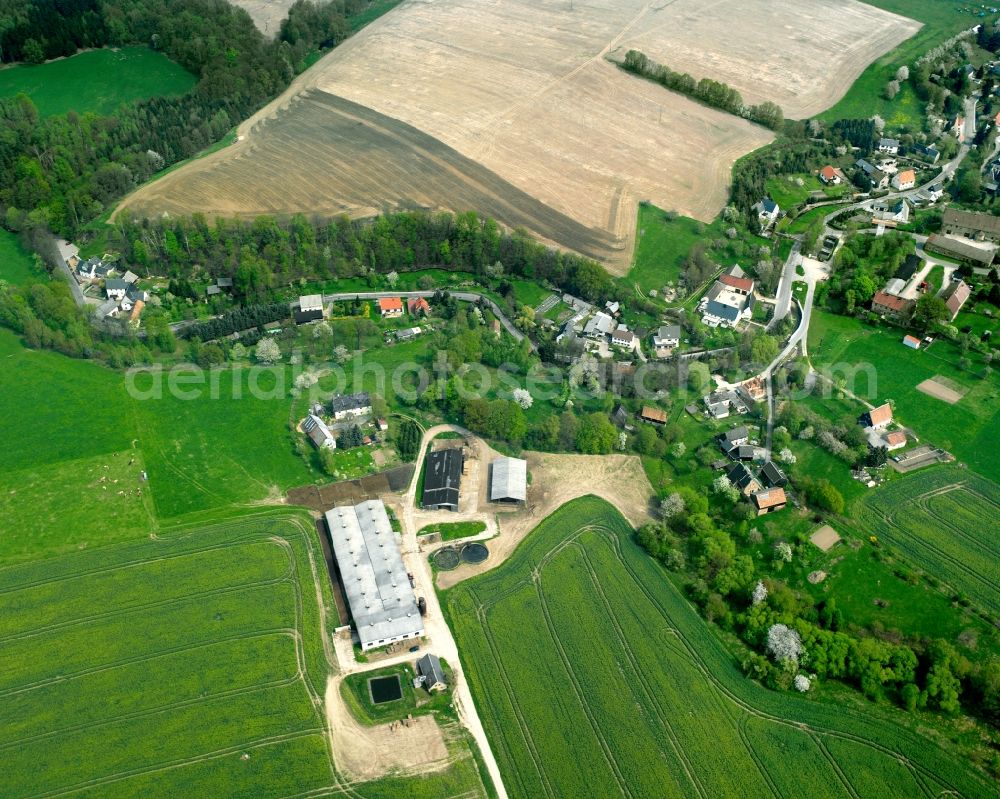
[490,456,527,503]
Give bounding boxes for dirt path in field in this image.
[323,676,450,781]
[436,451,655,589]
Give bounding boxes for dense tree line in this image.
[0,0,370,236]
[621,50,783,130]
[114,211,615,302]
[179,302,289,341]
[831,118,877,150]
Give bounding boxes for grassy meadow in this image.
[808,311,1000,483]
[0,47,195,118]
[0,328,317,528]
[626,203,774,297]
[0,230,43,285]
[817,0,974,128]
[443,496,998,799]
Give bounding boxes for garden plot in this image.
[810,525,842,552]
[916,375,967,404]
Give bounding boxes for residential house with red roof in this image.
[378,297,404,318]
[871,290,914,320]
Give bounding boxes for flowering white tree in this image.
[766,624,802,665]
[752,580,768,606]
[660,492,685,520]
[775,542,793,563]
[386,270,399,287]
[779,448,797,464]
[671,441,686,458]
[333,344,350,364]
[294,370,319,390]
[896,65,909,81]
[255,337,281,364]
[798,425,815,440]
[512,388,533,409]
[872,114,886,132]
[713,475,740,503]
[618,431,628,451]
[794,674,811,692]
[312,321,332,339]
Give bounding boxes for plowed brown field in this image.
[116,0,917,272]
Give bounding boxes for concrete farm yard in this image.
[116,0,914,271]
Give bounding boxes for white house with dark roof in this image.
[753,198,780,226]
[878,138,900,154]
[610,325,637,351]
[699,282,755,328]
[330,392,372,420]
[104,278,129,301]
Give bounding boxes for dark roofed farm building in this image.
[422,449,464,511]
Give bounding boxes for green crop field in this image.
[0,508,488,798]
[0,512,336,798]
[818,0,972,128]
[854,467,1000,615]
[0,47,195,118]
[808,311,1000,483]
[444,496,998,799]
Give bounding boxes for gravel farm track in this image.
[115,0,916,273]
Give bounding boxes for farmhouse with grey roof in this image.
[416,653,447,692]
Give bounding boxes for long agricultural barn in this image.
[490,456,527,503]
[324,500,424,651]
[422,448,463,511]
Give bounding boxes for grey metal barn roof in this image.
[490,456,527,502]
[325,500,423,649]
[423,449,463,508]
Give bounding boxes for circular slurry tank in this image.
[460,542,489,564]
[433,546,461,571]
